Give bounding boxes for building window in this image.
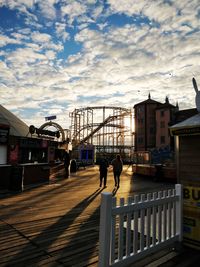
[160,121,165,128]
[150,127,155,134]
[149,136,155,144]
[149,117,154,123]
[137,107,141,115]
[138,137,143,144]
[161,136,165,144]
[138,118,144,124]
[161,110,164,117]
[137,106,144,115]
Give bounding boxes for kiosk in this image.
[170,78,200,249]
[170,114,200,249]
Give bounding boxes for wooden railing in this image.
[98,184,183,267]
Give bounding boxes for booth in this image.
[170,113,200,249]
[0,124,9,165]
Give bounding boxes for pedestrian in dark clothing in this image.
[99,158,109,188]
[64,151,70,178]
[70,159,77,173]
[111,154,123,188]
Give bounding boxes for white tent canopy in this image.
[0,104,30,137]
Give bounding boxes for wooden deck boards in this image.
[1,165,200,267]
[0,166,115,267]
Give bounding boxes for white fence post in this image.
[175,184,183,242]
[98,192,113,267]
[99,184,183,267]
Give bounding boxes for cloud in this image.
[0,34,22,47]
[1,0,200,129]
[0,61,16,83]
[6,47,46,65]
[91,5,104,20]
[45,50,56,60]
[37,0,57,20]
[31,31,52,43]
[55,22,70,41]
[0,0,37,21]
[10,32,29,41]
[29,31,64,52]
[61,2,87,26]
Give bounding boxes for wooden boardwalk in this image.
[0,165,199,267]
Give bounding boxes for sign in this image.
[45,115,57,121]
[9,144,19,163]
[170,126,200,136]
[36,128,60,138]
[20,138,41,148]
[0,125,9,144]
[183,185,200,248]
[29,125,60,138]
[183,186,200,207]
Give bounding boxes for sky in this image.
[0,0,200,130]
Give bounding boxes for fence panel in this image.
[98,184,183,267]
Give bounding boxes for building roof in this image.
[156,103,176,110]
[170,112,200,136]
[134,94,161,107]
[174,108,198,123]
[0,104,31,137]
[156,97,176,110]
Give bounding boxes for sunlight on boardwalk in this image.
[0,165,179,267]
[0,165,134,267]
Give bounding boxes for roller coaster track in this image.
[80,111,130,143]
[74,123,126,139]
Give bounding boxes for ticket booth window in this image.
[0,145,7,164]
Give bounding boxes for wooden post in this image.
[175,184,183,242]
[98,192,113,267]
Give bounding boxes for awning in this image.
[170,113,200,136]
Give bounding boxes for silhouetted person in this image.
[64,151,70,178]
[111,154,123,188]
[99,158,109,188]
[70,159,77,173]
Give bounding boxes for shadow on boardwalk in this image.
[3,187,103,267]
[1,166,200,267]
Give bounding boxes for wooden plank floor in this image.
[0,165,199,267]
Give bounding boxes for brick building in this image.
[155,96,177,149]
[134,93,160,152]
[134,94,198,163]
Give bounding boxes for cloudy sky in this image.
[0,0,200,130]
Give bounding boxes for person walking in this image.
[99,158,109,188]
[63,151,70,178]
[111,154,123,188]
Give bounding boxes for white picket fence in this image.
[98,184,183,267]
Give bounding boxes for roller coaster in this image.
[69,106,134,161]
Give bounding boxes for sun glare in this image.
[124,116,135,132]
